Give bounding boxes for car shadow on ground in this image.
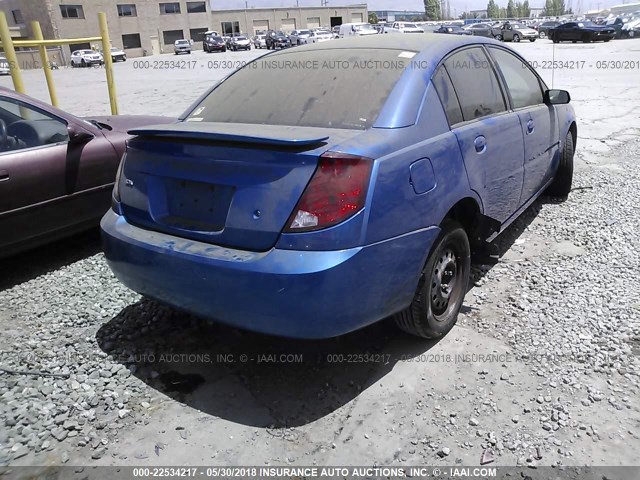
[0,228,102,291]
[96,301,441,428]
[465,194,561,302]
[95,195,557,429]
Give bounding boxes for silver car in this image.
[496,23,539,42]
[174,39,192,54]
[289,29,312,45]
[252,34,267,49]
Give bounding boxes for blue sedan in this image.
[102,35,576,339]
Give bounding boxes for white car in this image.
[109,47,126,62]
[70,49,104,67]
[338,23,378,37]
[0,56,10,75]
[388,22,424,33]
[305,29,333,44]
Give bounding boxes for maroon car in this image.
[0,87,174,258]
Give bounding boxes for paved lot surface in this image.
[0,38,639,470]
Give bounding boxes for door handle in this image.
[0,169,9,182]
[474,135,487,153]
[527,119,535,134]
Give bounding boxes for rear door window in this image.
[185,49,411,130]
[432,67,463,126]
[442,47,507,122]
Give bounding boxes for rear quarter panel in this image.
[342,84,476,246]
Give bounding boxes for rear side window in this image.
[487,47,544,109]
[185,49,410,130]
[432,67,463,126]
[442,47,506,122]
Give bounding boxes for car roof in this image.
[293,34,489,53]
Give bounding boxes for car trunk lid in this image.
[119,122,362,251]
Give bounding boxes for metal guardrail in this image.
[0,11,119,115]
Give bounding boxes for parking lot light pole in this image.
[31,21,59,107]
[98,12,119,115]
[0,11,26,94]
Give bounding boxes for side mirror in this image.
[544,89,571,105]
[68,124,94,144]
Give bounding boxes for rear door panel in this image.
[453,115,524,222]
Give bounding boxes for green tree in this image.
[368,12,378,24]
[543,0,554,16]
[506,0,515,18]
[425,0,442,20]
[487,0,499,18]
[522,0,530,17]
[556,0,566,15]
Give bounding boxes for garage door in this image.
[306,17,320,29]
[351,13,363,22]
[253,20,269,35]
[281,18,296,32]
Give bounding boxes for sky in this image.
[210,0,634,15]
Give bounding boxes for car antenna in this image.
[551,39,555,89]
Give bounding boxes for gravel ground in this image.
[0,40,639,469]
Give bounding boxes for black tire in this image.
[394,220,471,339]
[529,38,536,42]
[547,132,574,198]
[539,31,547,39]
[495,34,503,41]
[553,37,560,43]
[513,33,521,42]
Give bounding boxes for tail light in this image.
[284,152,373,233]
[112,153,126,206]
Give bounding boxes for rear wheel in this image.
[529,38,536,42]
[495,34,503,41]
[539,31,546,38]
[394,220,470,339]
[513,33,521,42]
[547,132,574,198]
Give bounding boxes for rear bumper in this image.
[101,210,439,338]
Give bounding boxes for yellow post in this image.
[98,12,118,115]
[31,21,58,107]
[0,11,25,94]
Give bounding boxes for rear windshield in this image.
[185,48,410,130]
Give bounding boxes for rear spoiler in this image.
[128,122,329,147]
